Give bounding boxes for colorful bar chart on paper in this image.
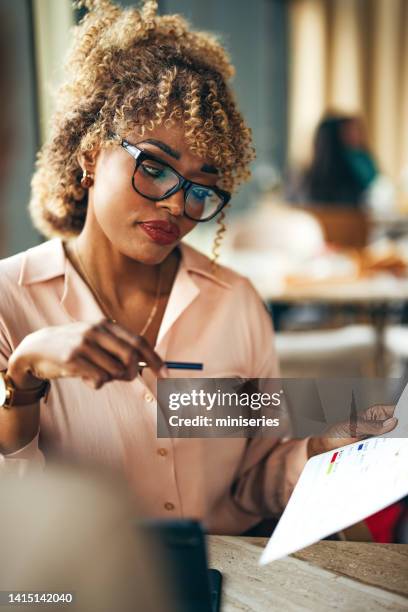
[260,436,408,564]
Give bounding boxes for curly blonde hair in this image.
[30,0,255,264]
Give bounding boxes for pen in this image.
[138,361,203,370]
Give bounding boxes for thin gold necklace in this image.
[73,241,162,337]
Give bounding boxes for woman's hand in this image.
[307,404,398,458]
[8,319,166,391]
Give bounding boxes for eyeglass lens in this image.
[135,158,223,220]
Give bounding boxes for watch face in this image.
[0,374,7,406]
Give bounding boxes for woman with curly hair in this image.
[0,0,394,534]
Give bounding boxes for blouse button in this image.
[157,448,168,457]
[164,502,175,511]
[144,392,154,403]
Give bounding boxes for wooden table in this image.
[208,536,408,611]
[259,274,408,376]
[266,275,408,305]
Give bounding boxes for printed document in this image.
[260,384,408,564]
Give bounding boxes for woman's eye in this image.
[191,187,211,201]
[141,164,164,178]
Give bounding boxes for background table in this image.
[266,275,408,304]
[260,274,408,375]
[208,536,408,611]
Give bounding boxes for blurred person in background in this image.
[288,113,379,208]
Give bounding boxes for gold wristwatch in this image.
[0,370,50,408]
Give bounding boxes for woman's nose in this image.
[156,190,185,217]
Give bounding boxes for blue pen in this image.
[138,360,203,370]
[164,361,203,370]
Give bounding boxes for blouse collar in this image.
[18,237,232,348]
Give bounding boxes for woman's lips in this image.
[138,220,181,245]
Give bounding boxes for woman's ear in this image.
[78,150,98,189]
[77,149,97,175]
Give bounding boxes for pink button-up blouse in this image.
[0,238,308,534]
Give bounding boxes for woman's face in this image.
[340,118,366,149]
[87,124,220,265]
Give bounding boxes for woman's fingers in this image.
[363,404,395,420]
[352,404,397,437]
[77,319,165,383]
[88,324,143,376]
[80,340,126,379]
[354,415,398,436]
[132,337,164,374]
[323,413,398,439]
[71,355,112,389]
[102,320,165,374]
[11,319,165,391]
[309,412,399,456]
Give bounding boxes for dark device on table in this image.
[137,519,222,612]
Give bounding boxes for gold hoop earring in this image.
[80,169,94,189]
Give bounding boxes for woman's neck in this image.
[68,224,179,310]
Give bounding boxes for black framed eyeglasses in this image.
[117,136,231,222]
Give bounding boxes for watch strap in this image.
[1,371,50,408]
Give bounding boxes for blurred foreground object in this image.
[0,464,171,612]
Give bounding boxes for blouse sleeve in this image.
[0,320,45,476]
[231,278,309,517]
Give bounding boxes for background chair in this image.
[297,205,369,249]
[275,324,377,377]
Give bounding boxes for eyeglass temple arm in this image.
[109,133,142,161]
[121,139,143,161]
